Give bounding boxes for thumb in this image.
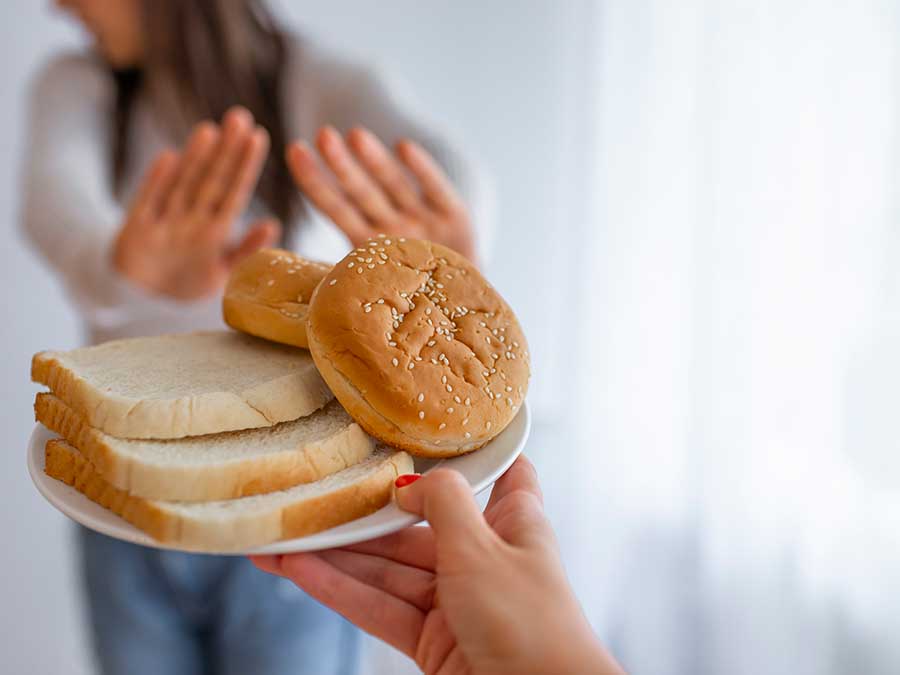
[225,218,281,267]
[395,468,494,552]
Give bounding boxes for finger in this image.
[486,454,543,511]
[249,554,283,576]
[212,126,270,226]
[163,121,219,217]
[317,549,436,611]
[394,469,496,556]
[192,107,255,216]
[224,218,281,267]
[128,150,180,224]
[316,126,399,225]
[286,141,371,245]
[396,139,464,215]
[342,526,437,571]
[280,552,424,658]
[347,127,422,214]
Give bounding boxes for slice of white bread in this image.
[35,394,373,502]
[31,331,333,439]
[45,439,413,552]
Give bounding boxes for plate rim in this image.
[27,402,531,555]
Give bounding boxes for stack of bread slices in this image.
[33,239,530,552]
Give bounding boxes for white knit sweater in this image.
[20,35,492,345]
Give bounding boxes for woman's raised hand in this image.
[286,126,477,263]
[251,457,624,675]
[113,107,280,300]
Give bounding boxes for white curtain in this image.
[551,1,900,674]
[365,2,900,673]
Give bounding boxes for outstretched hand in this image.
[113,107,280,300]
[286,126,477,263]
[251,456,623,675]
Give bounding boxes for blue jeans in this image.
[77,527,360,675]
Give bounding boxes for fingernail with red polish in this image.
[395,474,420,488]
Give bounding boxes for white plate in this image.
[27,404,530,555]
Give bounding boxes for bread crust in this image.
[223,248,331,348]
[307,237,530,457]
[35,393,374,501]
[45,439,413,553]
[31,331,334,439]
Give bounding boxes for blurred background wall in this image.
[3,1,900,674]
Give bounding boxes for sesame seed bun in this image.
[223,249,331,349]
[307,236,530,457]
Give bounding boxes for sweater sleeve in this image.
[19,53,174,327]
[290,42,497,264]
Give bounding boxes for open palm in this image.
[113,107,279,300]
[286,126,477,263]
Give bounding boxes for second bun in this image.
[223,248,330,348]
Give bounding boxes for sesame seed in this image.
[377,299,384,304]
[348,262,355,268]
[287,269,296,274]
[392,358,399,367]
[385,239,392,245]
[418,411,425,420]
[506,386,513,392]
[357,268,363,274]
[462,418,469,426]
[364,306,372,313]
[507,397,514,406]
[417,393,425,402]
[446,384,453,392]
[454,395,461,403]
[425,307,432,315]
[465,432,471,439]
[427,340,436,347]
[447,407,454,413]
[408,362,415,370]
[269,259,278,266]
[465,397,471,406]
[388,341,397,347]
[486,421,492,430]
[329,279,337,286]
[441,375,447,384]
[266,279,275,286]
[368,264,375,269]
[439,422,446,430]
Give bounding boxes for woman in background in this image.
[22,1,489,673]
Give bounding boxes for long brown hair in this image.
[112,0,303,244]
